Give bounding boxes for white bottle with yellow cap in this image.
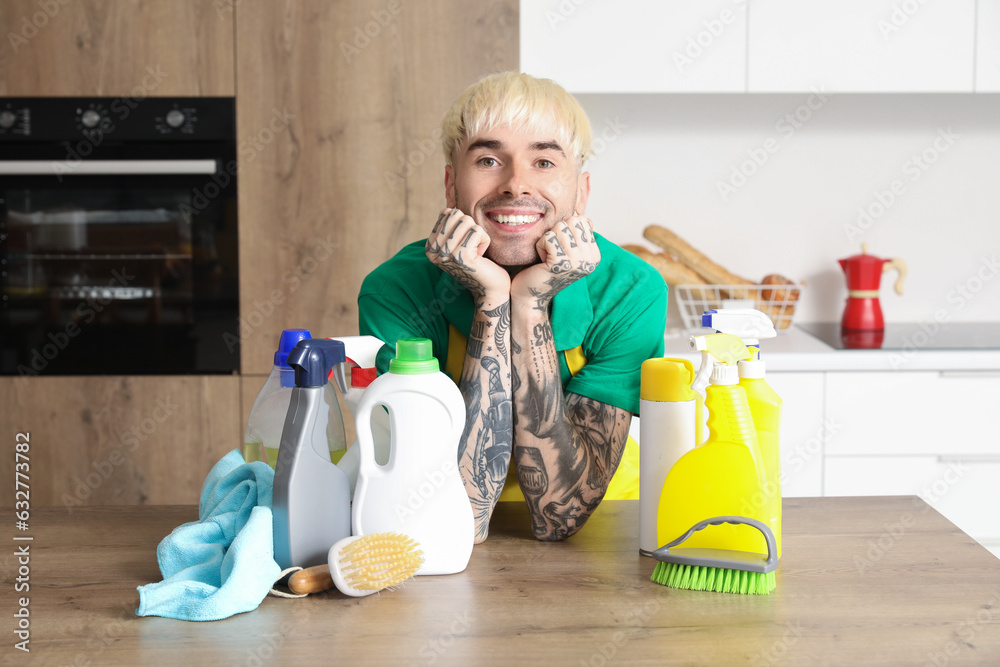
[639,357,703,556]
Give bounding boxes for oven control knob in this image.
[81,109,102,128]
[0,110,15,129]
[166,109,186,128]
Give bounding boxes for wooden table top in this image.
[3,497,1000,665]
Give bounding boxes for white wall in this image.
[577,93,1000,327]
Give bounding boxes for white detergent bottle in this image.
[352,338,474,576]
[638,357,702,556]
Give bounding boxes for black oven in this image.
[0,97,239,376]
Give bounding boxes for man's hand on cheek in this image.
[425,208,511,305]
[511,216,600,310]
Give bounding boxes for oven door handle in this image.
[0,159,218,175]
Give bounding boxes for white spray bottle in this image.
[328,335,392,496]
[351,338,474,576]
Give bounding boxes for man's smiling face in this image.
[445,123,590,269]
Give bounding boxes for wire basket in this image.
[674,284,803,333]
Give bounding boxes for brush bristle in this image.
[651,561,776,595]
[337,532,424,592]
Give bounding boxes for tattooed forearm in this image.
[456,300,513,543]
[510,307,631,541]
[483,302,510,359]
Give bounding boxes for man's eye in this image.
[536,159,554,169]
[478,157,498,167]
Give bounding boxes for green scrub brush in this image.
[651,516,778,595]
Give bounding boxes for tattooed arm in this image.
[425,208,513,543]
[509,216,629,540]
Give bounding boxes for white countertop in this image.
[662,324,1000,372]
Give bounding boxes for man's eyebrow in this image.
[530,141,566,155]
[466,139,502,152]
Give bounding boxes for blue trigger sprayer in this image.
[272,337,352,569]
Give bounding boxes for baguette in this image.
[643,225,755,286]
[623,245,708,287]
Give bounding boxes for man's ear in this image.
[445,164,457,208]
[575,170,591,215]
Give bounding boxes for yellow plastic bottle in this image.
[657,334,770,555]
[739,352,783,559]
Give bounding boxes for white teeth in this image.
[492,214,539,225]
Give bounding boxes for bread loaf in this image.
[642,225,755,286]
[760,273,800,302]
[623,245,708,287]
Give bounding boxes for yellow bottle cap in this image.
[640,358,696,402]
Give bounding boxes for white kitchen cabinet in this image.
[768,372,826,498]
[520,0,746,92]
[824,370,1000,557]
[825,455,1000,556]
[824,371,1000,457]
[748,0,976,92]
[978,0,1000,91]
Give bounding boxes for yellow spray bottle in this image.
[656,333,770,555]
[702,309,782,559]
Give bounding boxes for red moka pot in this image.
[838,244,907,331]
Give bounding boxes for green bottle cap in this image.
[388,338,439,375]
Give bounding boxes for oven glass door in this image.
[1,155,239,375]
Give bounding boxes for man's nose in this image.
[500,163,532,196]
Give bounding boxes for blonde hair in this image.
[441,71,593,168]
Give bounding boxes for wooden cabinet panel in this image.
[235,0,518,374]
[0,0,234,96]
[0,375,241,507]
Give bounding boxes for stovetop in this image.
[798,321,1000,351]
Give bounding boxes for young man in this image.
[358,72,666,542]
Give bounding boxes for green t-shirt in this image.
[357,233,667,416]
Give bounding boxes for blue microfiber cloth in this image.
[136,449,282,621]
